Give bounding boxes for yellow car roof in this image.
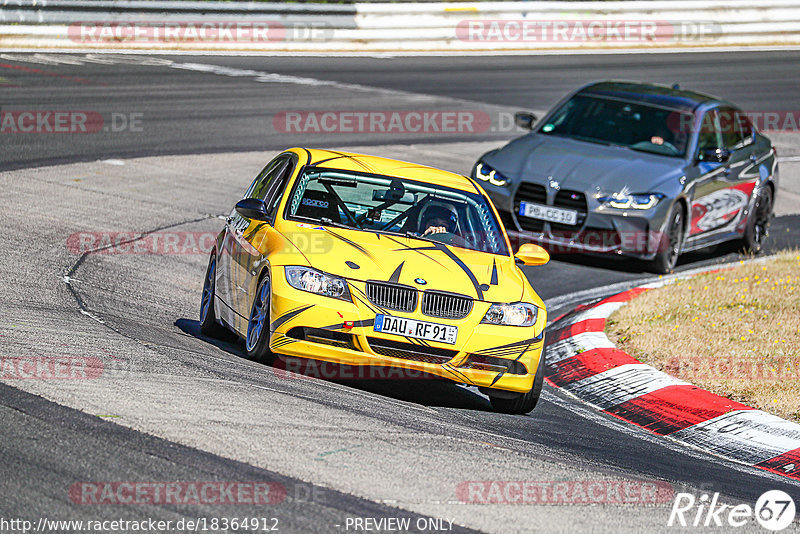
[286,147,478,193]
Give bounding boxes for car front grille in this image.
[514,184,588,234]
[551,189,588,232]
[513,183,546,232]
[365,281,417,313]
[366,337,457,364]
[421,291,473,320]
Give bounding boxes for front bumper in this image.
[268,270,545,394]
[485,183,671,261]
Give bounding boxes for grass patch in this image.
[606,250,800,422]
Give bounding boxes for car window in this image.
[718,107,744,150]
[285,167,509,256]
[735,111,754,148]
[695,109,721,159]
[262,161,294,217]
[538,94,691,157]
[245,156,290,201]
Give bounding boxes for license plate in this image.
[519,201,578,225]
[374,314,457,345]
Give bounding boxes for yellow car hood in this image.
[277,224,528,304]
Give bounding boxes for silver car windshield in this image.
[285,168,509,256]
[539,94,693,157]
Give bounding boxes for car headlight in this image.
[474,162,508,187]
[598,192,664,210]
[481,302,538,327]
[285,266,351,301]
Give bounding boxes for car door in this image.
[228,156,294,335]
[215,156,290,333]
[713,106,760,228]
[686,108,730,237]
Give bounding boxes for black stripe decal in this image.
[442,365,475,384]
[270,304,314,333]
[326,229,375,260]
[472,334,544,355]
[433,242,483,300]
[490,259,498,286]
[489,371,505,386]
[384,238,483,299]
[384,236,448,269]
[388,262,404,283]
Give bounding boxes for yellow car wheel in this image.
[199,252,226,339]
[245,273,275,363]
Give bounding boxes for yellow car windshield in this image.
[285,168,509,256]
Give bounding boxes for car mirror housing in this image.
[514,243,550,266]
[235,198,270,221]
[514,112,537,131]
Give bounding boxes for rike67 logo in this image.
[669,490,796,531]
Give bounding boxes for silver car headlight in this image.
[598,192,664,210]
[481,302,538,327]
[474,162,509,187]
[285,266,351,301]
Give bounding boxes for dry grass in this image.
[606,250,800,422]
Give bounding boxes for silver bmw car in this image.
[472,81,778,273]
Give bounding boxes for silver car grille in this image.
[365,282,417,313]
[421,291,473,320]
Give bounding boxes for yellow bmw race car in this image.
[200,148,550,414]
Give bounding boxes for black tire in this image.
[650,203,684,274]
[489,352,545,415]
[742,186,773,255]
[199,252,226,338]
[245,273,275,363]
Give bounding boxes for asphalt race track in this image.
[1,51,800,533]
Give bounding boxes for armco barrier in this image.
[1,1,800,51]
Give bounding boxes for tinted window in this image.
[539,94,692,157]
[695,110,721,159]
[718,107,743,149]
[244,156,291,202]
[735,112,754,146]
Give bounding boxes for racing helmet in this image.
[419,201,458,233]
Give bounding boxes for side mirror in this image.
[235,198,270,221]
[698,147,731,163]
[514,112,537,131]
[514,243,550,266]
